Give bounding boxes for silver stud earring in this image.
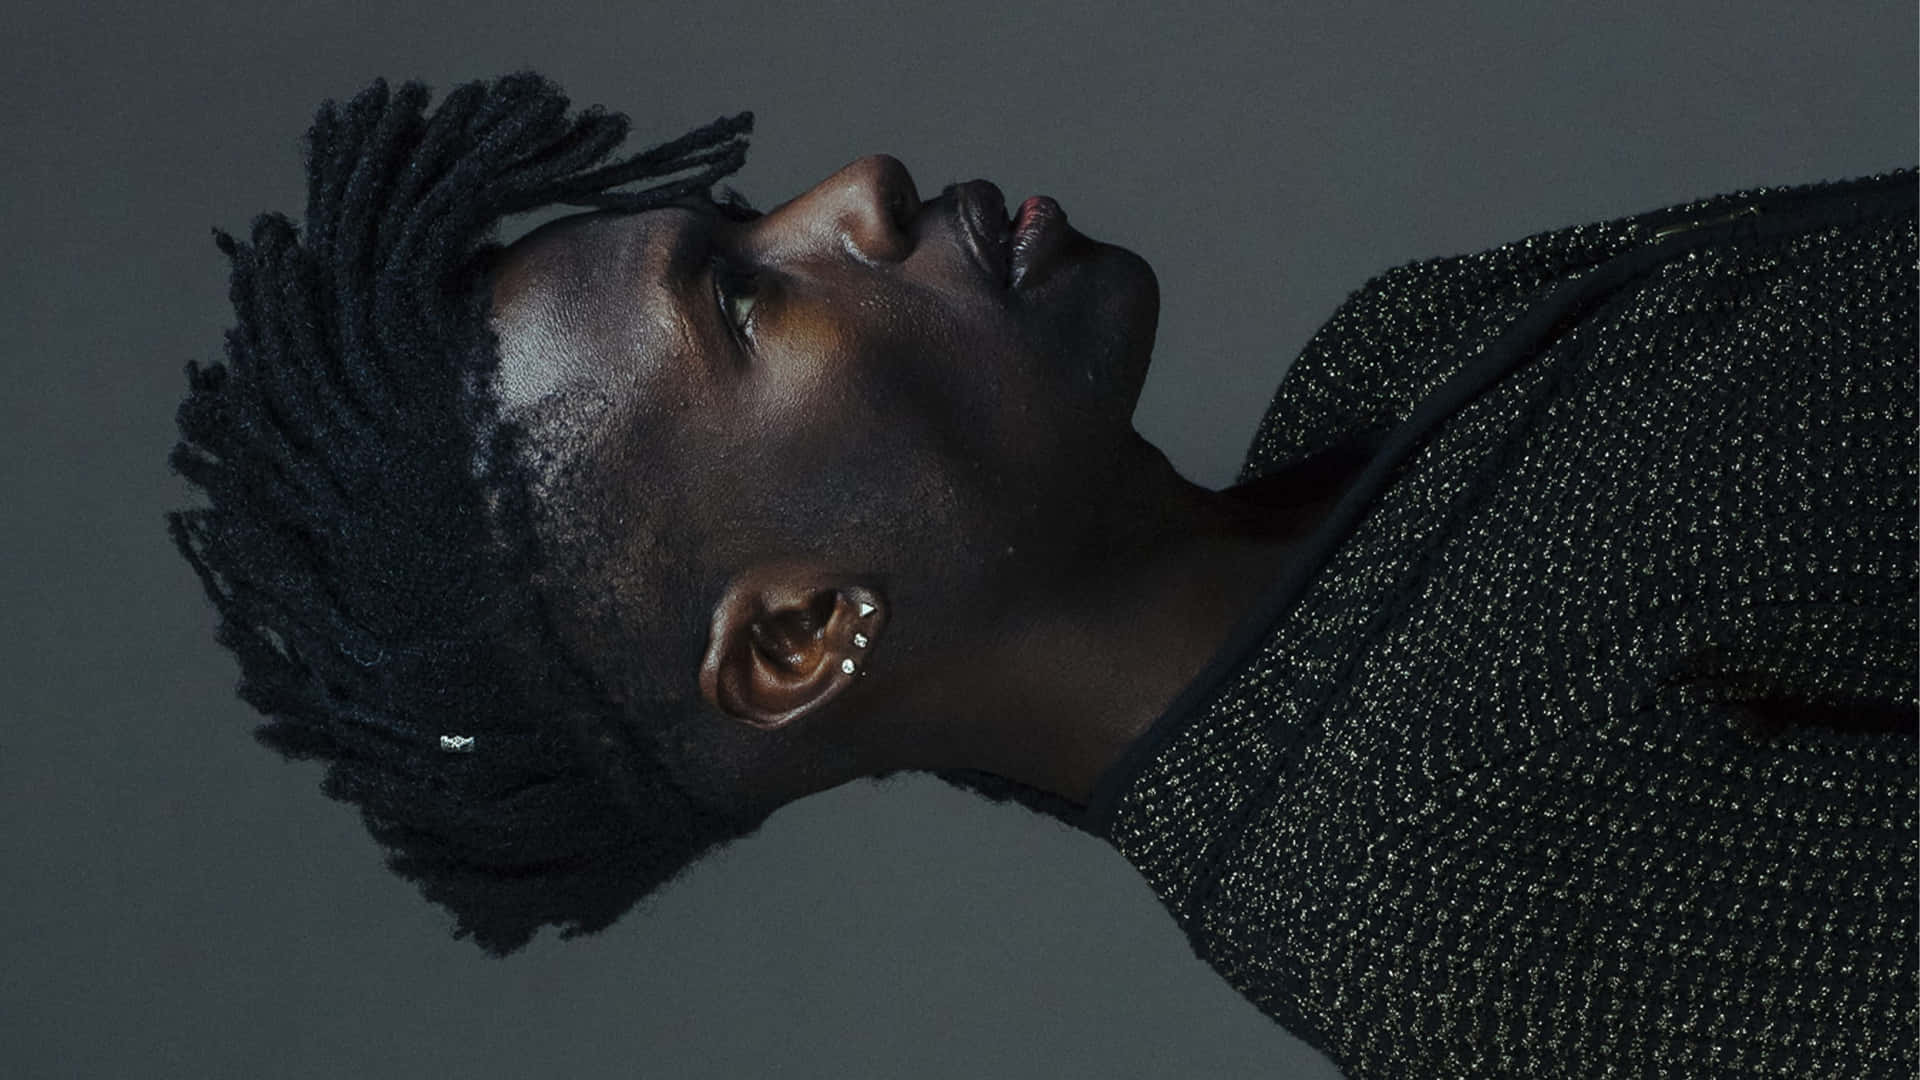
[853,632,869,648]
[858,601,876,617]
[841,658,857,675]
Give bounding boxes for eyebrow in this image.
[636,205,724,360]
[656,206,706,291]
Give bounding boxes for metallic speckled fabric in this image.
[1084,169,1917,1078]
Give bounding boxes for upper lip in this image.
[955,180,1012,287]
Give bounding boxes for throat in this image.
[1224,430,1381,521]
[1219,477,1349,548]
[1064,431,1382,797]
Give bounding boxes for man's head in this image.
[485,152,1162,818]
[168,71,1161,957]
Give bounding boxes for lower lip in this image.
[1010,195,1067,290]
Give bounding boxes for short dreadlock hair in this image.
[167,70,1089,958]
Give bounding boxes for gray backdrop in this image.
[6,1,1912,1077]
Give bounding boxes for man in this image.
[168,70,1915,1077]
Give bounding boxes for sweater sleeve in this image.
[1351,686,1920,1078]
[1631,212,1918,746]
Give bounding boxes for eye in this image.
[709,252,759,339]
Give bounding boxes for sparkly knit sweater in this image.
[1077,169,1918,1078]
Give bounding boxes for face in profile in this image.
[486,153,1166,607]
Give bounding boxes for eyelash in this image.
[672,191,764,342]
[709,251,759,340]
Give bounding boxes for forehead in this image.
[485,208,696,419]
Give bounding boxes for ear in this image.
[698,563,887,732]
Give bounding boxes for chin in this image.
[1061,234,1159,420]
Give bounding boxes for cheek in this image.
[878,290,1041,445]
[748,305,867,418]
[749,281,1074,506]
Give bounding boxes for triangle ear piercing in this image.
[842,601,879,676]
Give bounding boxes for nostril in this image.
[888,188,916,231]
[868,154,920,228]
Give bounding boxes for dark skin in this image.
[487,154,1371,818]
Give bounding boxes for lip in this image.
[1008,195,1067,291]
[955,180,1012,288]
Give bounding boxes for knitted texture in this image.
[1093,169,1917,1078]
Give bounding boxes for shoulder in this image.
[1237,168,1918,485]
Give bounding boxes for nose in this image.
[801,153,922,265]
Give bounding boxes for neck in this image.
[880,441,1369,808]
